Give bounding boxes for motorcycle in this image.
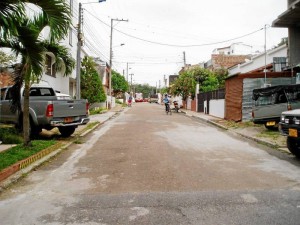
[173,101,179,113]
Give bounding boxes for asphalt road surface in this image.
[0,103,300,225]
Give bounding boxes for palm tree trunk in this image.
[23,80,31,146]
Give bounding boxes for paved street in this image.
[0,103,300,225]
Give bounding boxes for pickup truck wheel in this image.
[29,119,42,138]
[287,137,300,158]
[58,126,76,137]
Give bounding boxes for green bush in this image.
[0,126,23,144]
[115,99,123,104]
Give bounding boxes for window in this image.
[45,54,56,77]
[28,88,55,97]
[69,0,73,16]
[5,88,13,100]
[0,88,7,100]
[69,27,73,46]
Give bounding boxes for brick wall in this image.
[211,54,251,69]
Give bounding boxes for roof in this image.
[272,0,300,27]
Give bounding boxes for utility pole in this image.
[159,80,161,93]
[76,3,83,99]
[129,73,134,92]
[183,51,186,67]
[109,18,128,108]
[264,24,267,86]
[126,62,129,82]
[76,0,106,99]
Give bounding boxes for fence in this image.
[197,88,225,113]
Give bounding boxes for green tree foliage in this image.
[170,71,196,100]
[170,66,228,100]
[214,68,228,88]
[112,70,128,97]
[134,83,156,98]
[81,56,106,105]
[200,74,219,92]
[0,51,16,68]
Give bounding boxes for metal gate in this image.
[197,89,225,113]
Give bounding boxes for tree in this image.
[0,0,72,146]
[170,66,228,100]
[170,71,196,100]
[81,56,106,106]
[0,51,16,68]
[134,83,156,98]
[214,68,228,88]
[111,70,128,98]
[200,74,219,92]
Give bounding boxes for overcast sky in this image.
[78,0,288,86]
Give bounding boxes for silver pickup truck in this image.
[252,84,300,130]
[0,83,90,137]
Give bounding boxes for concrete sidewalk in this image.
[179,109,290,154]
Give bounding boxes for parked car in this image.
[0,83,89,137]
[148,94,158,103]
[279,109,300,158]
[135,93,143,102]
[252,84,300,130]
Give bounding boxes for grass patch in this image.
[0,126,23,144]
[89,107,107,115]
[77,121,99,135]
[256,130,281,140]
[224,120,261,129]
[0,140,57,171]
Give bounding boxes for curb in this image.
[181,110,285,151]
[0,110,121,192]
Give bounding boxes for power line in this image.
[85,9,265,48]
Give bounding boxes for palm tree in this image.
[0,0,70,41]
[0,0,74,146]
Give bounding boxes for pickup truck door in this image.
[0,87,19,123]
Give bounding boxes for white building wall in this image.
[212,43,252,55]
[228,44,288,76]
[209,99,225,118]
[35,0,78,96]
[230,43,252,55]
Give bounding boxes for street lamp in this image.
[76,0,106,99]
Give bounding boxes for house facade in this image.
[206,43,252,70]
[228,44,288,76]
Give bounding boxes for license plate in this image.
[266,121,276,126]
[64,117,73,123]
[289,128,298,137]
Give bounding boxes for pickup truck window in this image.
[286,90,300,102]
[255,94,277,106]
[0,88,6,100]
[27,88,55,97]
[5,88,13,100]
